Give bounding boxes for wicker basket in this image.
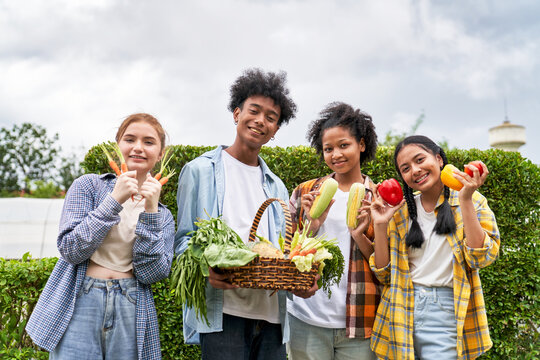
[221,198,318,291]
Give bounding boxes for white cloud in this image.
[0,0,538,164]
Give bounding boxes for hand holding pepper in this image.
[371,184,405,225]
[377,178,404,207]
[441,161,489,195]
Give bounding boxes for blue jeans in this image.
[50,276,138,360]
[287,314,375,360]
[200,313,286,360]
[413,285,458,360]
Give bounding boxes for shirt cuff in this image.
[138,210,162,231]
[102,194,123,217]
[464,232,492,253]
[369,253,390,274]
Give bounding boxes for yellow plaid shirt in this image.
[369,189,500,360]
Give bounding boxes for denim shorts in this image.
[413,285,458,360]
[50,276,138,360]
[287,314,376,360]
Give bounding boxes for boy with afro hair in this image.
[175,68,316,359]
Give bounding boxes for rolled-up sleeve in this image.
[463,194,500,269]
[369,253,391,285]
[132,208,175,284]
[57,175,122,265]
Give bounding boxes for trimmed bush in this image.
[1,145,538,359]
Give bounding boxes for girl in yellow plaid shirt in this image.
[369,135,500,359]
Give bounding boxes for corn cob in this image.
[309,178,338,219]
[346,182,365,228]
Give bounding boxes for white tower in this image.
[488,102,526,152]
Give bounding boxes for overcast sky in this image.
[1,0,539,165]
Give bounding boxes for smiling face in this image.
[322,126,365,176]
[117,121,163,176]
[233,95,281,150]
[396,144,444,194]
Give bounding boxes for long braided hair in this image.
[394,135,456,248]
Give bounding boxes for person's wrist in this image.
[110,190,125,204]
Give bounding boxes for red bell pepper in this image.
[464,161,484,177]
[378,178,403,206]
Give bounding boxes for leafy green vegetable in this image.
[291,253,315,272]
[170,216,248,324]
[318,242,345,297]
[288,221,345,297]
[278,233,286,253]
[204,243,258,268]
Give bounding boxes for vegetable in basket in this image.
[248,233,285,259]
[170,216,255,324]
[288,222,345,296]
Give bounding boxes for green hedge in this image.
[1,145,538,359]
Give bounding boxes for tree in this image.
[0,123,60,193]
[0,143,19,195]
[56,150,84,192]
[380,112,425,147]
[380,112,450,152]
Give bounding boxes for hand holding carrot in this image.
[140,173,162,213]
[111,171,139,204]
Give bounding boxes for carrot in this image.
[133,168,177,206]
[289,244,302,258]
[159,169,177,186]
[299,248,317,257]
[153,146,173,181]
[110,162,121,176]
[100,144,121,176]
[108,141,128,174]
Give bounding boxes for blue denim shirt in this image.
[174,146,291,344]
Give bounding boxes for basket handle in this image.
[248,198,292,254]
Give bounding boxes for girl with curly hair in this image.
[287,102,380,360]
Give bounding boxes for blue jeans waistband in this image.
[83,276,137,293]
[413,284,453,297]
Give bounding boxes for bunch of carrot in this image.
[100,142,177,200]
[289,244,317,258]
[287,221,337,259]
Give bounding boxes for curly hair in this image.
[228,68,297,126]
[393,135,456,248]
[307,102,378,165]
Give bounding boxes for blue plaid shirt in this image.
[26,174,175,359]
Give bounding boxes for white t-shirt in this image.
[408,194,454,288]
[221,150,280,324]
[287,188,351,328]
